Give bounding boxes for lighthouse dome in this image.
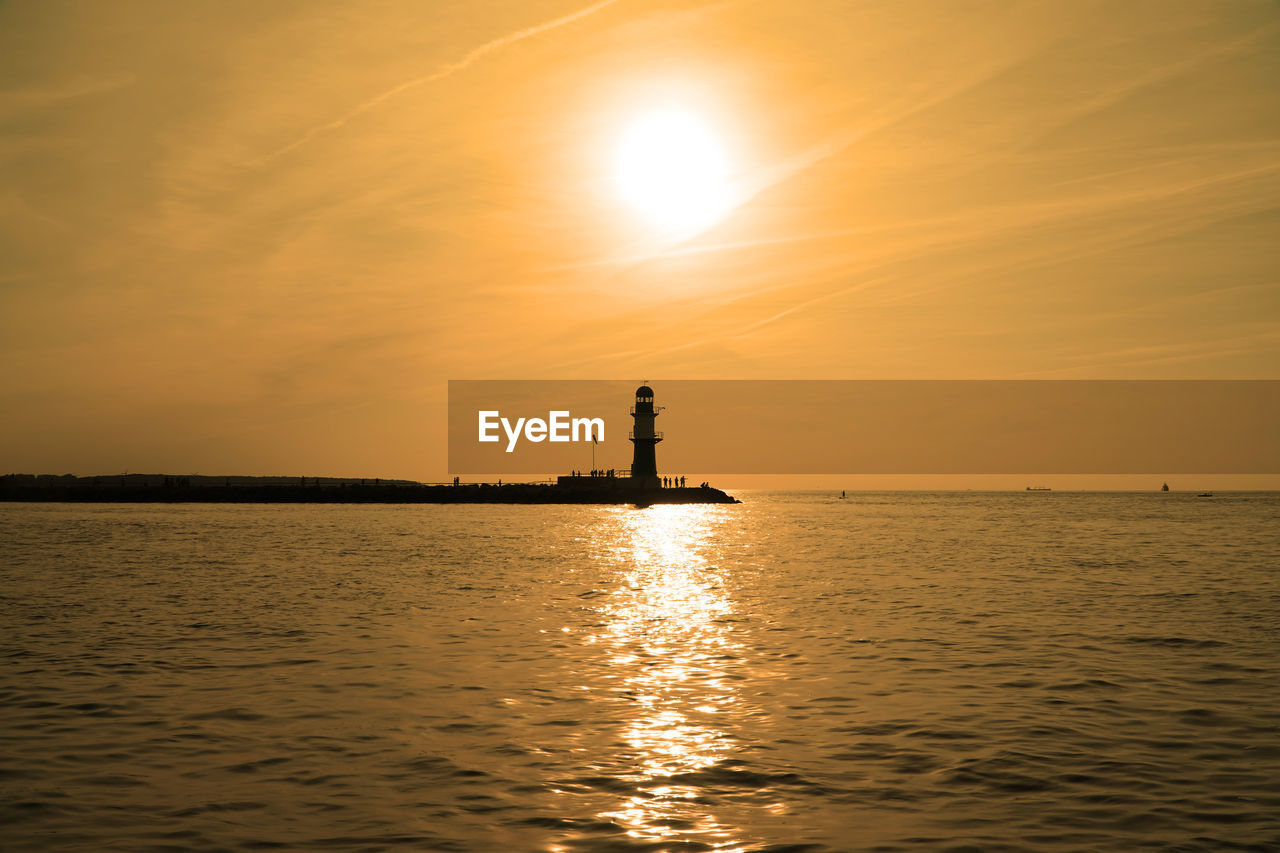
[636,384,654,397]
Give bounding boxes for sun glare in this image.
[615,109,733,235]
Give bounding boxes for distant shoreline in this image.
[0,474,739,505]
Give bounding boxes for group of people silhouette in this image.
[568,470,687,487]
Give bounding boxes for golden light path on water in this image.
[578,505,755,851]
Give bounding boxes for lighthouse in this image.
[629,384,663,489]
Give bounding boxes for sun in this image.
[615,109,733,235]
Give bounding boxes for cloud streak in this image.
[0,71,135,115]
[1018,21,1280,152]
[253,0,623,165]
[595,160,1280,367]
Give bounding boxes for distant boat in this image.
[1026,486,1051,491]
[839,490,846,499]
[1162,482,1169,492]
[1198,492,1214,498]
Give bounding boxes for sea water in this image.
[1,492,1278,851]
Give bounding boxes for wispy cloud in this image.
[1023,21,1280,149]
[252,0,623,165]
[0,71,135,115]
[1027,327,1280,376]
[586,160,1280,368]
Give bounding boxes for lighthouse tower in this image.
[629,384,663,489]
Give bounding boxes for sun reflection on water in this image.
[586,504,748,849]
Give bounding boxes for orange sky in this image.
[1,1,1277,483]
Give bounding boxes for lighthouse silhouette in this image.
[629,384,663,489]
